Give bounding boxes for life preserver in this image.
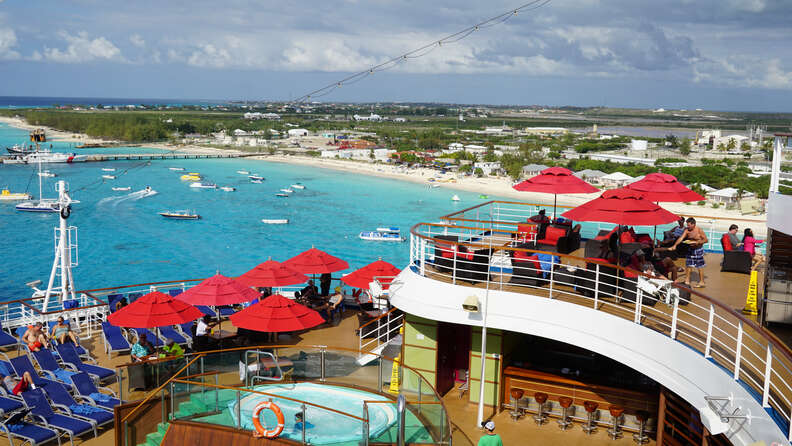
[60,205,71,219]
[251,401,285,439]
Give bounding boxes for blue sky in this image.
[0,0,790,111]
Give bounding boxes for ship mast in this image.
[42,180,77,310]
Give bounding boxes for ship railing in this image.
[440,199,767,254]
[116,345,454,446]
[409,222,792,440]
[0,291,109,336]
[358,307,404,357]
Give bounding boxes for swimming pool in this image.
[227,382,397,444]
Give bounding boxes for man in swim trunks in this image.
[671,217,708,288]
[23,322,50,352]
[50,317,79,345]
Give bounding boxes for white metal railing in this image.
[359,308,404,355]
[409,222,792,440]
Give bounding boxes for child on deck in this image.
[742,228,765,270]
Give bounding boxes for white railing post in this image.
[634,288,643,324]
[762,344,772,408]
[670,295,679,340]
[704,304,715,358]
[734,322,743,381]
[548,258,555,299]
[593,264,600,308]
[420,239,426,276]
[451,251,457,284]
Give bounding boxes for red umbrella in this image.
[237,259,309,288]
[625,173,704,202]
[174,274,259,306]
[108,291,204,328]
[513,167,599,217]
[283,247,349,274]
[341,259,401,290]
[561,188,679,226]
[229,294,325,333]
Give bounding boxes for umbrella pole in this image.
[553,195,557,220]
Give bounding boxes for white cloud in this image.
[129,34,145,48]
[0,27,20,60]
[43,31,123,63]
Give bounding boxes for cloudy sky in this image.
[0,0,790,110]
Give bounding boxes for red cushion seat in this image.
[538,226,567,246]
[620,231,635,244]
[721,233,733,251]
[595,227,618,241]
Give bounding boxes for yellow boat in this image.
[180,174,201,181]
[0,189,32,201]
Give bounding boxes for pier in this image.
[1,152,263,163]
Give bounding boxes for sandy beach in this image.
[1,116,767,229]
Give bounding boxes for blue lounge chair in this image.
[178,322,194,338]
[167,289,183,297]
[100,322,130,358]
[55,344,114,382]
[21,388,95,446]
[0,409,61,446]
[196,306,216,317]
[132,329,162,347]
[0,321,19,350]
[126,293,142,302]
[107,294,123,313]
[158,326,189,347]
[9,356,59,389]
[0,392,24,415]
[217,306,235,317]
[45,320,88,358]
[42,382,113,429]
[68,373,121,410]
[30,350,76,385]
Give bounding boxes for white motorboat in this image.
[261,219,289,224]
[38,171,56,178]
[359,227,405,242]
[15,199,60,213]
[189,182,217,189]
[220,186,236,192]
[159,210,200,220]
[237,170,250,175]
[248,175,265,181]
[23,151,86,164]
[112,187,131,192]
[101,175,116,180]
[251,179,263,184]
[0,189,32,201]
[451,195,461,201]
[139,186,157,197]
[102,168,116,172]
[275,193,289,197]
[280,188,293,193]
[291,183,305,189]
[169,167,185,171]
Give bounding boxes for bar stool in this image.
[509,389,525,421]
[607,405,625,439]
[633,410,650,444]
[557,396,573,430]
[582,401,599,434]
[533,392,549,425]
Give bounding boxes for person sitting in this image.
[293,412,314,432]
[1,371,35,395]
[258,287,272,299]
[131,333,155,362]
[115,297,128,312]
[160,338,184,358]
[195,316,217,351]
[23,322,50,352]
[727,224,744,251]
[658,217,686,247]
[300,280,318,302]
[316,287,344,323]
[529,209,550,224]
[630,250,678,282]
[742,228,765,270]
[50,317,79,345]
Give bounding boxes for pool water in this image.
[228,382,397,444]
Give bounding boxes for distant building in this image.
[524,127,569,135]
[631,139,648,151]
[573,169,607,185]
[696,129,721,146]
[473,162,503,176]
[601,172,634,188]
[587,153,655,166]
[287,129,309,138]
[244,112,280,120]
[522,164,549,177]
[707,187,755,205]
[353,113,382,122]
[393,117,407,123]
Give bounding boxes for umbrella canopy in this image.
[283,247,349,275]
[237,259,309,288]
[107,291,204,328]
[513,167,599,195]
[625,172,705,202]
[341,259,401,290]
[174,274,260,306]
[560,188,679,226]
[229,294,325,333]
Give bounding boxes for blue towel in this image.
[52,369,75,383]
[89,392,111,403]
[535,253,560,276]
[70,404,104,415]
[8,424,25,433]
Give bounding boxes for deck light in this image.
[462,295,480,312]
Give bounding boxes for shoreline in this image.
[1,115,767,226]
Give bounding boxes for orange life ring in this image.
[251,401,285,439]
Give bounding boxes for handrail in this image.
[115,353,196,369]
[121,354,203,422]
[171,379,366,422]
[358,307,399,331]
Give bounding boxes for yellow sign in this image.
[742,270,758,316]
[388,356,400,394]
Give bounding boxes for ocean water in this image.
[0,122,168,155]
[0,96,221,108]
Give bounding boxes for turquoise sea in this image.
[0,122,509,300]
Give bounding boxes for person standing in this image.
[742,228,765,270]
[477,421,503,446]
[319,273,332,297]
[671,217,708,288]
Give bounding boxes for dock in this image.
[1,152,263,163]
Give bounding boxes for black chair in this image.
[537,224,580,255]
[619,271,658,307]
[552,264,578,288]
[457,248,494,284]
[720,237,751,274]
[508,245,546,287]
[575,262,618,298]
[432,235,459,274]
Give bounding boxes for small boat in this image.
[159,210,200,220]
[479,194,489,199]
[180,174,201,181]
[23,151,86,163]
[237,170,250,175]
[169,167,185,171]
[38,171,56,178]
[251,179,263,184]
[102,175,116,180]
[291,183,305,189]
[16,199,60,213]
[140,186,157,197]
[280,188,293,193]
[102,168,116,172]
[261,218,289,224]
[452,195,461,201]
[0,189,32,201]
[248,175,265,181]
[429,184,440,188]
[220,186,236,192]
[275,193,289,197]
[112,187,131,192]
[359,227,405,242]
[190,182,217,189]
[6,144,35,155]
